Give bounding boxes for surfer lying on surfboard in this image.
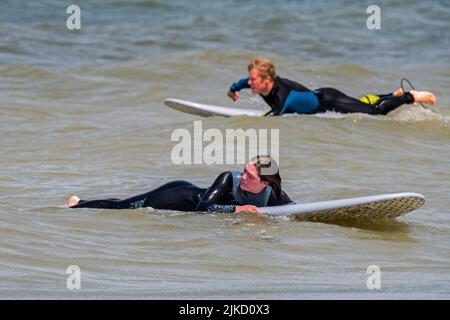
[227,57,436,116]
[66,155,293,213]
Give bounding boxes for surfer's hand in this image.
[227,90,240,102]
[235,205,261,213]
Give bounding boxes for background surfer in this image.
[227,57,436,116]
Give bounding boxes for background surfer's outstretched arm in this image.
[227,77,250,102]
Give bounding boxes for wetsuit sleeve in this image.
[196,171,236,213]
[279,91,320,115]
[205,204,236,213]
[230,77,250,92]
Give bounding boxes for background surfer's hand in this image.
[235,205,262,213]
[227,90,240,101]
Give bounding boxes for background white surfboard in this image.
[164,98,266,117]
[260,192,425,221]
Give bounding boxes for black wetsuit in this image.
[230,76,415,116]
[71,171,293,213]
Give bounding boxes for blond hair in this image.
[248,57,277,82]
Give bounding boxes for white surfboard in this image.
[260,192,425,221]
[164,98,266,117]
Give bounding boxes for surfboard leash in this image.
[400,78,427,109]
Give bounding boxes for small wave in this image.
[0,44,24,55]
[392,106,450,124]
[53,125,100,134]
[130,39,157,46]
[90,65,178,82]
[282,106,450,127]
[179,49,260,65]
[0,103,54,120]
[264,15,300,26]
[0,64,55,79]
[315,63,380,77]
[87,0,173,11]
[123,0,172,10]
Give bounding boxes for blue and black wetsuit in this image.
[230,76,415,116]
[70,171,294,213]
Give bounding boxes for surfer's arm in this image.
[230,77,250,92]
[227,77,250,102]
[196,171,236,213]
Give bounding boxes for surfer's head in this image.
[247,57,276,96]
[240,155,283,204]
